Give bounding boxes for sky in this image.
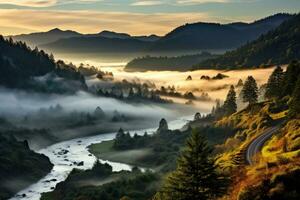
[0,0,299,36]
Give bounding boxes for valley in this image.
[0,5,299,200]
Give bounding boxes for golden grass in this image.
[216,100,300,200]
[262,119,300,163]
[220,158,300,200]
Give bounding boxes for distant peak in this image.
[99,30,130,35]
[149,34,160,37]
[49,28,63,33]
[99,30,113,34]
[98,30,131,39]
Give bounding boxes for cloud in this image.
[176,0,228,4]
[131,1,164,6]
[176,0,258,4]
[0,0,57,7]
[0,9,220,36]
[0,0,102,7]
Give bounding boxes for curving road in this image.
[246,126,280,165]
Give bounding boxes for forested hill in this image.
[193,13,300,69]
[0,36,87,93]
[149,13,293,52]
[0,134,53,199]
[125,53,217,71]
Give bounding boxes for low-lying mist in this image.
[0,88,177,117]
[0,87,196,149]
[0,58,279,149]
[83,64,278,104]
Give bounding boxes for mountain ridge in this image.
[193,13,300,69]
[150,13,294,51]
[7,13,294,55]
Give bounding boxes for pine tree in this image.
[128,87,134,98]
[265,66,284,99]
[288,75,300,118]
[194,112,201,120]
[157,118,168,133]
[211,106,216,115]
[283,60,300,96]
[157,130,228,200]
[236,79,243,87]
[223,85,237,116]
[213,99,225,119]
[241,76,258,105]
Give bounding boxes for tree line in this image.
[0,36,86,92]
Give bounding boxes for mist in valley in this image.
[0,49,280,150]
[0,86,193,149]
[76,59,278,108]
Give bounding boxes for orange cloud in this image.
[0,0,57,7]
[0,9,228,36]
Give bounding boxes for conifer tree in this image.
[213,99,225,119]
[211,106,216,115]
[283,60,300,96]
[241,76,258,105]
[223,85,237,116]
[128,87,134,98]
[194,112,201,120]
[289,75,300,118]
[156,130,228,200]
[236,79,243,87]
[157,118,168,133]
[265,66,284,99]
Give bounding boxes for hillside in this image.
[150,13,293,52]
[0,134,53,199]
[0,36,87,92]
[124,52,217,72]
[194,13,300,69]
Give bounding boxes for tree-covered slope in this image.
[150,13,293,52]
[0,134,53,199]
[194,13,300,69]
[124,52,217,72]
[0,36,87,92]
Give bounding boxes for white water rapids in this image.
[10,116,193,200]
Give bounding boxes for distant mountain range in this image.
[8,28,82,47]
[41,36,153,53]
[7,13,293,55]
[193,13,300,69]
[9,29,161,48]
[96,30,160,42]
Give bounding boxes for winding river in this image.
[10,116,193,200]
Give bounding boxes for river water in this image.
[10,116,193,200]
